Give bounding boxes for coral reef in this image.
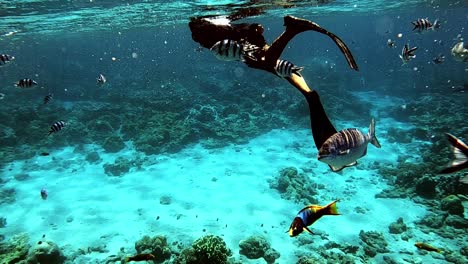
[85,151,101,163]
[27,240,66,264]
[134,235,171,263]
[238,235,279,264]
[359,230,389,258]
[0,233,30,264]
[440,195,464,216]
[102,135,125,153]
[0,188,16,205]
[268,167,318,204]
[388,217,407,234]
[103,157,132,176]
[175,234,231,264]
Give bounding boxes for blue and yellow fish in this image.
[288,200,340,237]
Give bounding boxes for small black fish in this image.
[43,93,53,104]
[40,152,50,156]
[399,44,417,64]
[15,78,37,88]
[97,74,106,84]
[387,39,396,48]
[0,54,14,66]
[432,54,445,64]
[48,121,65,136]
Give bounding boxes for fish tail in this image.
[369,118,381,148]
[292,66,304,77]
[323,200,340,215]
[439,133,468,174]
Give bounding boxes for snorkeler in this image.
[189,15,359,155]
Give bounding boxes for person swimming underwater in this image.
[189,15,360,167]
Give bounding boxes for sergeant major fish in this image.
[432,54,445,64]
[274,59,304,78]
[412,18,440,32]
[451,42,468,62]
[0,54,14,66]
[288,200,340,237]
[399,44,417,64]
[97,73,106,84]
[439,133,467,177]
[210,39,259,62]
[15,78,37,88]
[43,93,53,104]
[318,118,381,172]
[48,121,65,136]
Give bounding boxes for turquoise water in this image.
[0,1,467,264]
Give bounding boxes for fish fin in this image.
[346,161,358,167]
[432,19,440,30]
[329,165,345,172]
[243,52,257,62]
[368,118,381,148]
[303,226,314,234]
[242,43,260,62]
[323,200,340,215]
[408,47,418,55]
[439,133,468,174]
[292,66,304,77]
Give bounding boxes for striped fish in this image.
[48,121,65,136]
[318,118,381,172]
[439,133,467,176]
[15,78,37,88]
[412,18,440,32]
[0,54,14,66]
[451,42,468,62]
[274,59,304,78]
[399,44,417,64]
[43,93,53,105]
[97,73,106,84]
[210,39,259,62]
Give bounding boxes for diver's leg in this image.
[306,90,338,150]
[286,75,337,150]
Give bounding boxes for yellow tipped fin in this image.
[325,200,340,215]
